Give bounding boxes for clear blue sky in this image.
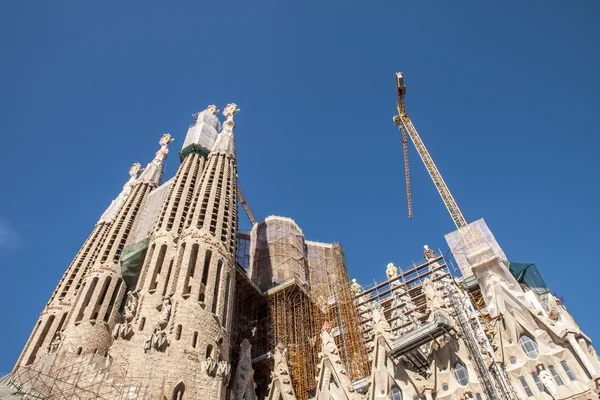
[1,1,599,374]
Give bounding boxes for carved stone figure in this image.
[422,277,447,321]
[217,360,231,385]
[386,263,399,280]
[144,328,167,352]
[423,245,436,261]
[158,297,172,328]
[536,364,559,398]
[232,338,257,400]
[47,332,62,353]
[124,291,138,321]
[371,302,395,342]
[112,322,133,339]
[350,278,362,294]
[202,356,218,376]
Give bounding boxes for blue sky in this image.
[1,1,599,373]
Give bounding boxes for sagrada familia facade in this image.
[4,105,600,400]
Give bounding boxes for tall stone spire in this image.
[138,133,174,186]
[14,161,145,368]
[55,136,172,359]
[118,104,240,398]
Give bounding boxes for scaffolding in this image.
[356,253,450,343]
[2,346,149,400]
[267,278,315,400]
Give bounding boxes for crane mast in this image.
[393,72,468,229]
[237,183,257,226]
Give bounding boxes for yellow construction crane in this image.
[393,72,468,229]
[237,183,257,226]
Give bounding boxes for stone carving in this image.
[129,163,142,178]
[266,342,296,398]
[157,296,172,328]
[422,277,447,321]
[423,245,436,262]
[47,332,62,353]
[386,263,399,279]
[222,103,240,134]
[232,338,257,400]
[143,328,167,352]
[112,321,133,339]
[391,284,422,335]
[202,355,218,377]
[217,360,232,385]
[207,105,219,116]
[463,391,474,400]
[371,302,395,342]
[155,134,174,164]
[350,279,362,294]
[124,291,139,321]
[536,364,559,398]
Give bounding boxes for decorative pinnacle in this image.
[222,103,240,128]
[129,163,142,178]
[207,105,219,115]
[154,133,174,164]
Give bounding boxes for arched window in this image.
[206,344,213,359]
[548,366,564,386]
[172,381,185,400]
[176,325,182,340]
[561,361,576,381]
[519,335,539,358]
[520,377,533,397]
[454,362,469,386]
[390,387,402,400]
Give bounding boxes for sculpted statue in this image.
[48,332,62,353]
[217,360,231,385]
[386,263,399,279]
[422,277,446,321]
[143,328,167,352]
[350,278,362,294]
[536,364,559,398]
[158,297,172,328]
[124,291,138,321]
[112,321,133,339]
[232,338,257,400]
[371,302,395,342]
[423,245,436,261]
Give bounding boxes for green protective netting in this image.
[509,262,549,295]
[120,237,150,289]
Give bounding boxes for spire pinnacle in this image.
[138,134,174,186]
[98,162,142,224]
[210,104,239,156]
[222,103,240,133]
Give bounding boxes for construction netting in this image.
[128,178,173,245]
[508,262,549,296]
[120,237,150,289]
[249,217,308,290]
[444,218,508,277]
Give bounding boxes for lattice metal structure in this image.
[267,279,316,400]
[3,348,149,400]
[356,253,451,341]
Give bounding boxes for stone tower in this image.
[57,135,174,358]
[111,104,239,399]
[14,135,173,369]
